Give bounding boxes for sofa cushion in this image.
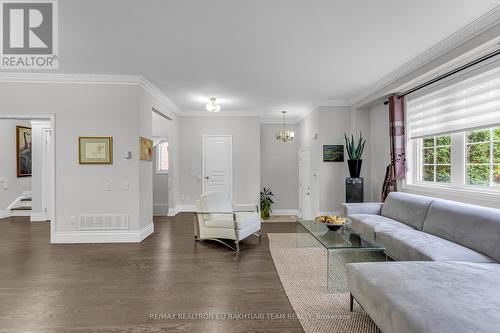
[205,212,259,230]
[347,261,500,333]
[377,230,495,263]
[381,192,433,230]
[350,214,414,243]
[422,199,500,262]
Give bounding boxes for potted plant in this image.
[344,132,366,178]
[260,187,274,220]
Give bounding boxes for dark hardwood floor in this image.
[0,214,303,332]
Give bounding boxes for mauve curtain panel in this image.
[389,95,406,180]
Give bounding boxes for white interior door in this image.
[41,128,53,220]
[299,149,312,219]
[202,135,232,200]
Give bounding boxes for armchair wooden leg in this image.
[349,293,354,312]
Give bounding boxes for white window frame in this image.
[405,128,500,199]
[156,140,169,174]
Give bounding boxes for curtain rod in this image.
[384,47,500,105]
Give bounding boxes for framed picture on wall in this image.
[79,137,113,164]
[140,136,153,161]
[323,145,344,162]
[16,126,32,177]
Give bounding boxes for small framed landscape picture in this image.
[79,137,113,164]
[140,136,153,161]
[323,145,344,162]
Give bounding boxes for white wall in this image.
[317,107,350,212]
[0,119,31,212]
[152,145,169,216]
[30,120,51,220]
[152,111,180,215]
[368,103,390,202]
[179,116,260,207]
[0,82,164,242]
[297,109,320,216]
[260,124,299,212]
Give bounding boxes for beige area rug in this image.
[268,233,380,333]
[262,215,298,223]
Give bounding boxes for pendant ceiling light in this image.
[276,111,295,142]
[206,97,221,112]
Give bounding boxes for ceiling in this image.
[54,0,500,118]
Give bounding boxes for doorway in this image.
[152,138,169,216]
[0,114,55,242]
[202,135,233,200]
[299,148,312,219]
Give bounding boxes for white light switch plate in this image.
[104,183,111,191]
[123,182,129,191]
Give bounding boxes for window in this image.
[414,127,500,189]
[407,64,500,192]
[466,127,500,186]
[156,141,169,173]
[420,135,451,183]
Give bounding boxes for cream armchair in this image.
[194,192,261,252]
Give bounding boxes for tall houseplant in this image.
[344,132,366,178]
[260,187,274,220]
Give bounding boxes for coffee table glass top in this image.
[297,219,384,250]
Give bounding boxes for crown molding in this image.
[0,72,181,115]
[349,5,500,106]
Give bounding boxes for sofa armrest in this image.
[232,204,259,213]
[340,203,383,216]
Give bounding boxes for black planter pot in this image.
[347,159,363,178]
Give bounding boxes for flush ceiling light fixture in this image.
[276,111,295,142]
[206,97,221,112]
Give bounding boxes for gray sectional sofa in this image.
[341,192,500,333]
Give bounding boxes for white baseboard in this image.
[31,212,48,222]
[177,204,196,213]
[53,223,155,244]
[168,206,183,216]
[271,209,299,216]
[140,223,154,241]
[0,210,10,220]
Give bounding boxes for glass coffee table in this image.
[297,219,386,293]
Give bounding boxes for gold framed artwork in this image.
[79,137,113,164]
[16,126,32,177]
[140,136,153,161]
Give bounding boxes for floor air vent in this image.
[79,214,130,230]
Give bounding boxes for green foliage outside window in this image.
[466,128,500,186]
[421,135,451,183]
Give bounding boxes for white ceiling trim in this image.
[349,5,500,106]
[0,72,181,115]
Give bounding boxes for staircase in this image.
[8,193,32,217]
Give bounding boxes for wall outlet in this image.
[104,183,111,191]
[70,216,77,225]
[123,182,129,191]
